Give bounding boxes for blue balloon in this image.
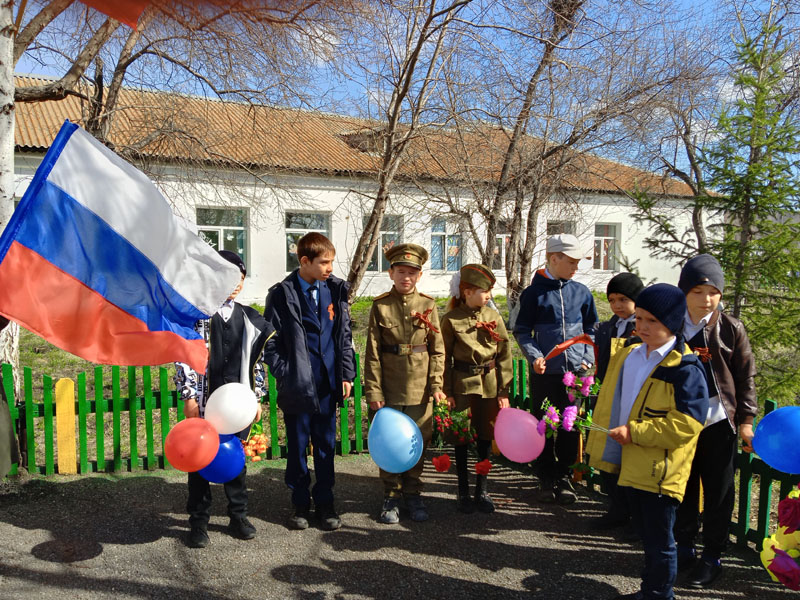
[752,406,800,474]
[198,435,246,483]
[368,407,423,473]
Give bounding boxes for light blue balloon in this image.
[198,435,246,483]
[368,407,423,473]
[752,406,800,474]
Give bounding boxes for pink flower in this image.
[581,383,592,396]
[779,497,800,534]
[562,406,578,431]
[770,547,800,590]
[583,375,595,386]
[537,419,547,436]
[562,372,576,387]
[545,406,560,430]
[567,391,575,402]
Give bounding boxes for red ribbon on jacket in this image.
[543,333,598,364]
[411,308,440,334]
[693,347,712,362]
[476,320,503,342]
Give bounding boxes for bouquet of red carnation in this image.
[433,399,477,447]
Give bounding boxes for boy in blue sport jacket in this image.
[263,233,356,532]
[513,234,597,504]
[586,283,709,600]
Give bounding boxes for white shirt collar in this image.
[634,335,676,361]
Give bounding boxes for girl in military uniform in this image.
[441,264,513,513]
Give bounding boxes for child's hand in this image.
[432,391,447,404]
[254,403,262,424]
[370,400,385,411]
[739,423,754,453]
[497,395,510,409]
[342,381,353,399]
[533,357,546,374]
[184,398,200,418]
[609,425,631,445]
[446,396,456,410]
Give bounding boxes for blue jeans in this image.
[625,487,679,600]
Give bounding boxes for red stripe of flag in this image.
[79,0,149,29]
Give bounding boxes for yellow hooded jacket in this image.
[586,337,709,502]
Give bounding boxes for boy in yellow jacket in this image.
[586,283,708,600]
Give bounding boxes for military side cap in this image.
[386,243,428,269]
[460,263,495,290]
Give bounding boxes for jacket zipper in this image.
[558,283,566,356]
[658,450,668,494]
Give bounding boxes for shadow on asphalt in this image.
[0,453,794,599]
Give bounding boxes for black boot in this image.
[474,440,495,513]
[455,445,475,513]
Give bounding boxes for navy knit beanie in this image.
[606,272,644,302]
[678,254,725,295]
[636,283,686,334]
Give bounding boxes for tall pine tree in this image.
[702,10,800,402]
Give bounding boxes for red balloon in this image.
[164,418,220,472]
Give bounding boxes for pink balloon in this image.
[494,407,545,463]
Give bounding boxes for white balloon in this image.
[204,383,258,435]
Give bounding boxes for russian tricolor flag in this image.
[0,121,242,372]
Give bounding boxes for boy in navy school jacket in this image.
[513,234,597,505]
[263,232,356,532]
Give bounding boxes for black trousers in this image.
[187,466,248,528]
[530,372,580,482]
[674,419,737,559]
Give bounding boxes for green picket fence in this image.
[1,357,797,552]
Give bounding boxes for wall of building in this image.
[14,153,693,307]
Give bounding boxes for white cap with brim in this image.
[546,234,590,260]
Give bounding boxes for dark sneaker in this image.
[228,516,256,540]
[315,504,342,531]
[405,495,429,522]
[289,504,311,530]
[475,492,495,514]
[457,494,476,514]
[186,526,209,548]
[379,497,401,524]
[555,477,577,505]
[537,479,556,503]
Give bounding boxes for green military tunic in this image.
[441,303,513,411]
[364,287,445,407]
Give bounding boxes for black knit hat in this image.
[636,283,686,334]
[678,254,724,295]
[606,272,644,302]
[218,250,246,276]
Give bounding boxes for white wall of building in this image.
[14,153,693,306]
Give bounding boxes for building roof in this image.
[14,74,693,197]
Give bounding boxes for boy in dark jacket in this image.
[513,234,597,504]
[175,250,273,549]
[264,233,356,531]
[674,254,757,589]
[592,272,643,530]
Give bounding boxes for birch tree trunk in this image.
[0,0,19,391]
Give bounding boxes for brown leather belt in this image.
[381,344,428,355]
[453,359,496,375]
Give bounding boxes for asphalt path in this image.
[0,452,789,599]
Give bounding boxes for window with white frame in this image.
[365,215,403,271]
[491,221,512,271]
[431,217,462,271]
[546,220,576,236]
[197,208,248,267]
[285,212,330,271]
[594,223,620,271]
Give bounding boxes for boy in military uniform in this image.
[364,243,446,523]
[441,264,513,513]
